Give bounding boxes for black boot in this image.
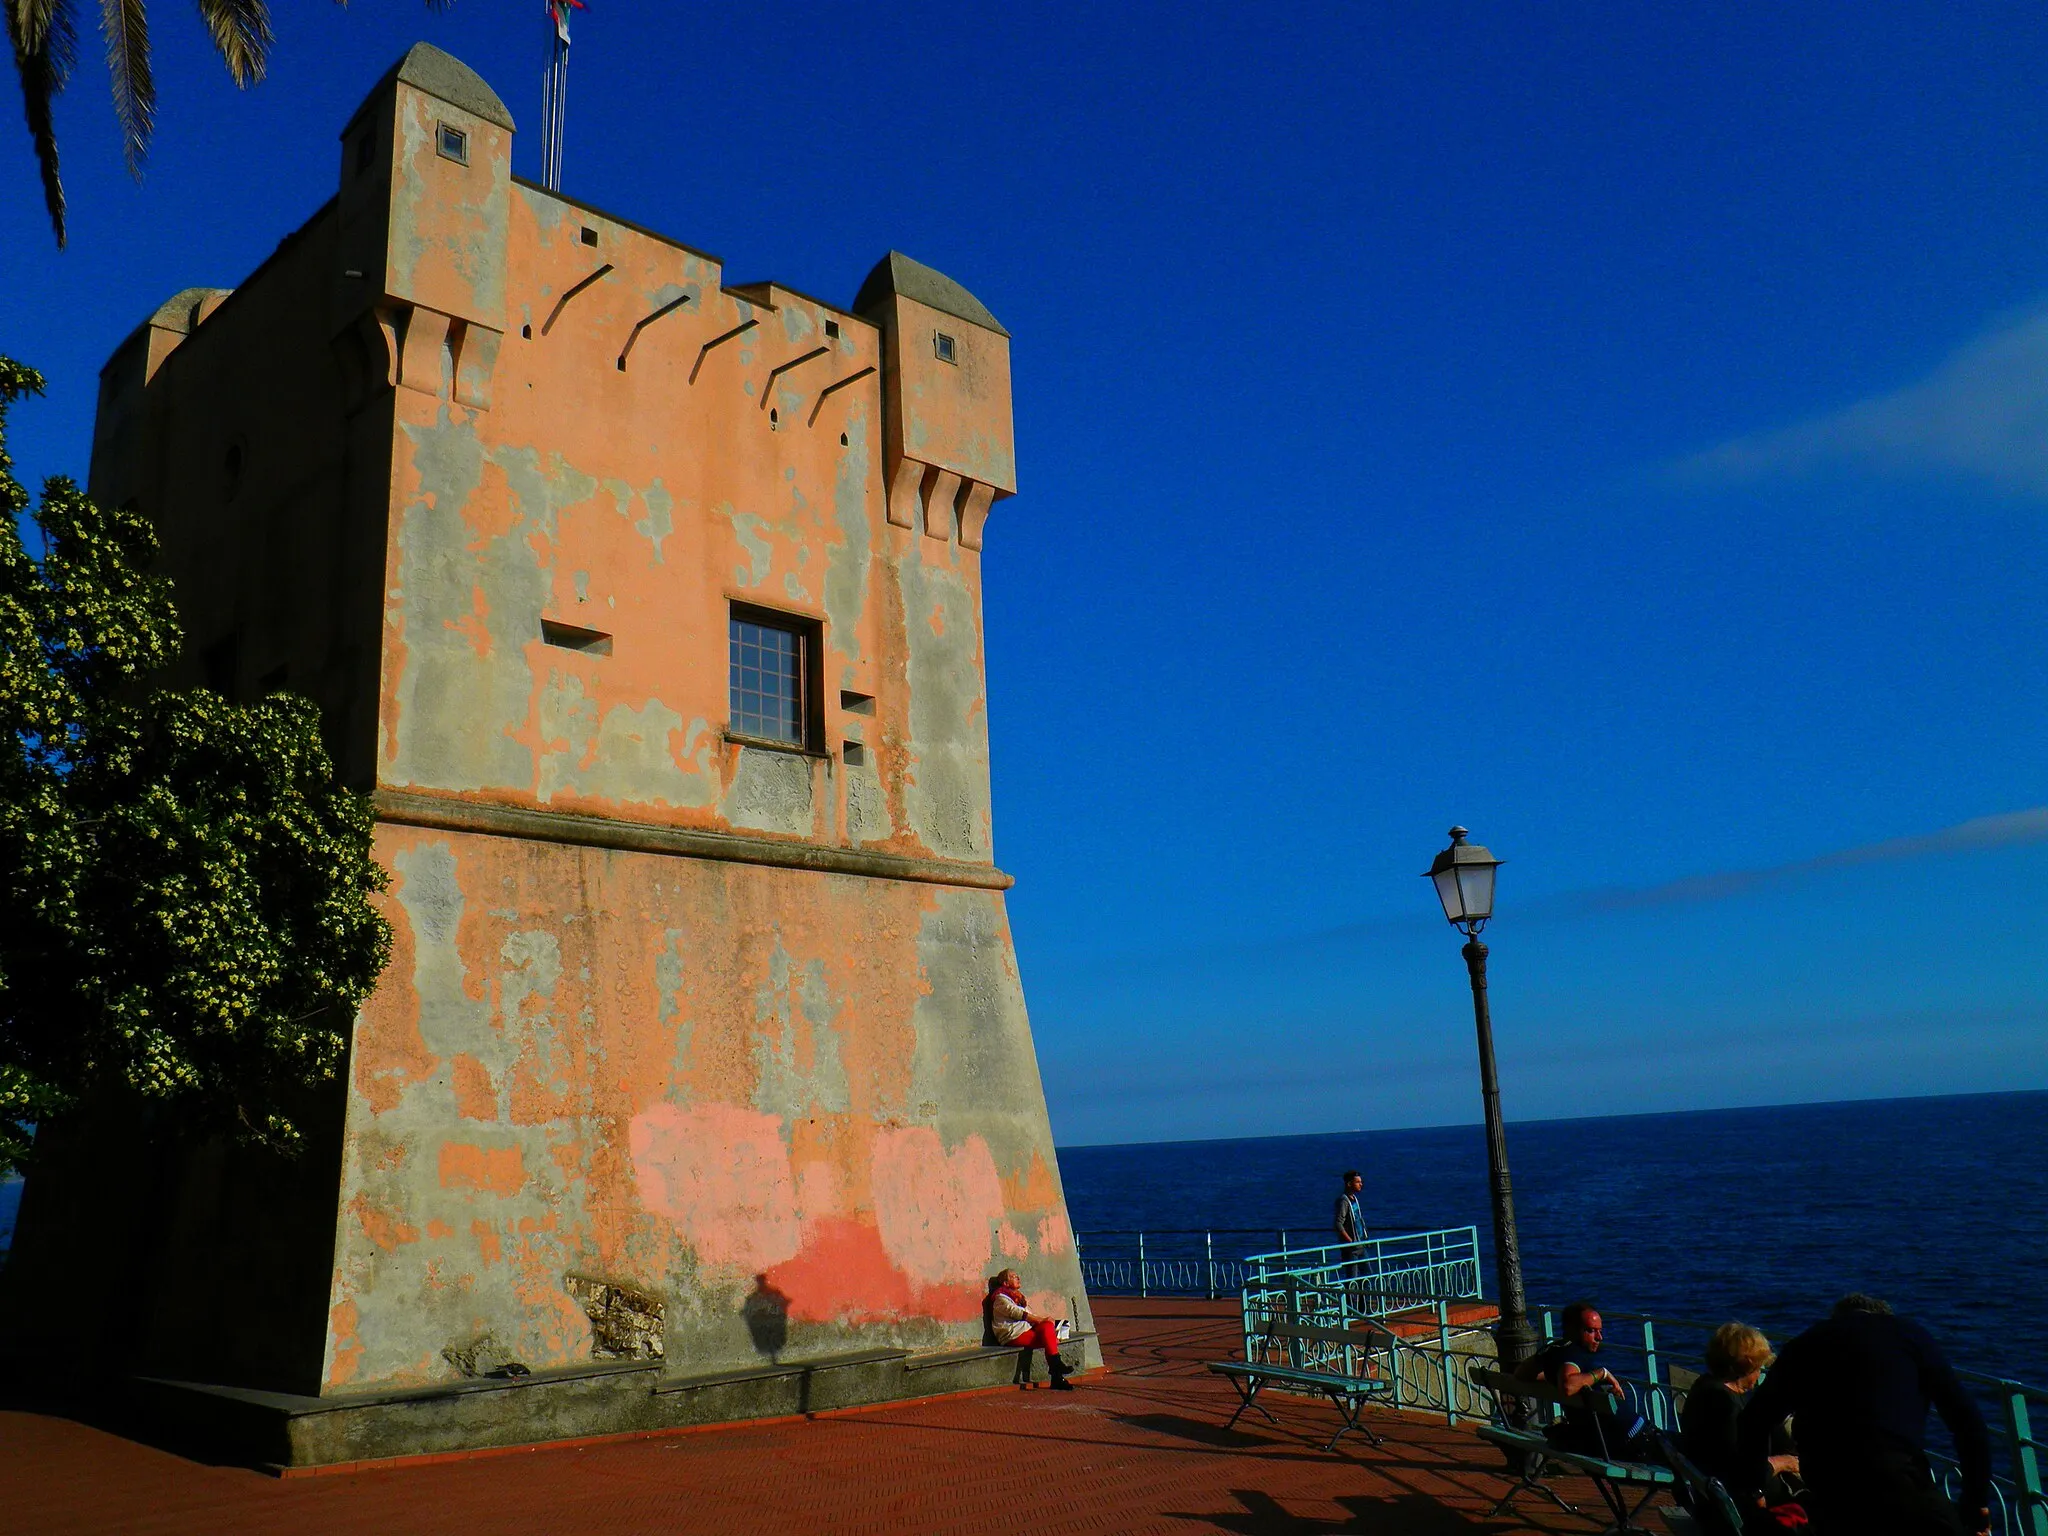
[1048,1356,1074,1390]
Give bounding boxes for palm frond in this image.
[96,0,151,177]
[8,0,78,246]
[195,0,267,86]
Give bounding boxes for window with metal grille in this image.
[729,609,812,747]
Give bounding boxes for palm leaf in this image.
[195,0,267,86]
[96,0,152,177]
[8,0,78,245]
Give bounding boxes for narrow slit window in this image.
[436,123,469,165]
[541,618,613,655]
[729,608,815,748]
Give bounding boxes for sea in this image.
[1,1090,2041,1385]
[1058,1089,2048,1389]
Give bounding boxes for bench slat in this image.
[1208,1361,1386,1396]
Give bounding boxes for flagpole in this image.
[541,1,572,191]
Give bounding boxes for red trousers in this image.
[1013,1321,1061,1357]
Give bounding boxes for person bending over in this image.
[1680,1322,1801,1522]
[986,1270,1073,1390]
[1739,1294,1988,1536]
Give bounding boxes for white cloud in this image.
[1687,303,2048,497]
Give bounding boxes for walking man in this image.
[1739,1294,1989,1536]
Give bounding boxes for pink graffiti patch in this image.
[629,1100,800,1274]
[764,1218,982,1325]
[870,1126,1005,1289]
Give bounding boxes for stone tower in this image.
[2,43,1091,1466]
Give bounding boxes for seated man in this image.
[1738,1294,1988,1536]
[1530,1301,1656,1461]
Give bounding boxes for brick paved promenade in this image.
[0,1300,1639,1534]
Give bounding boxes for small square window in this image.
[824,319,841,339]
[730,606,820,749]
[580,226,599,247]
[436,123,468,165]
[934,332,957,364]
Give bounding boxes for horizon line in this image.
[1052,1081,2048,1152]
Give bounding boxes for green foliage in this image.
[0,356,391,1175]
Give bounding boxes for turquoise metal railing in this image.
[1075,1226,1484,1302]
[1243,1228,1483,1310]
[1076,1229,1307,1299]
[1234,1231,1494,1426]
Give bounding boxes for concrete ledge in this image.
[118,1338,1101,1468]
[373,788,1015,890]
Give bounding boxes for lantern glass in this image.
[1432,865,1467,923]
[1455,860,1495,923]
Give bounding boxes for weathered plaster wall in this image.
[325,824,1089,1390]
[371,135,996,868]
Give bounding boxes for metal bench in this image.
[1470,1365,1677,1534]
[1206,1314,1396,1452]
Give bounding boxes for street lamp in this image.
[1425,826,1537,1370]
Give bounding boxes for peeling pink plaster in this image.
[870,1126,1004,1290]
[630,1100,800,1273]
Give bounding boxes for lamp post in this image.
[1425,826,1537,1371]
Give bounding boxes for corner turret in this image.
[333,43,513,410]
[854,252,1015,550]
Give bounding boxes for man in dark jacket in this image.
[1739,1294,1990,1536]
[1333,1170,1366,1256]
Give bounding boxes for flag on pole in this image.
[542,0,584,191]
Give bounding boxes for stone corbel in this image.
[922,468,962,542]
[397,306,451,397]
[453,323,503,411]
[331,307,402,415]
[958,481,998,551]
[887,456,926,529]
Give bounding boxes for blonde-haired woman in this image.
[1681,1322,1801,1519]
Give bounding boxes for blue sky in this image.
[4,3,2044,1146]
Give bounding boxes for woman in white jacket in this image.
[984,1269,1073,1389]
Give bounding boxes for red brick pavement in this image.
[0,1300,1653,1534]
